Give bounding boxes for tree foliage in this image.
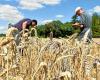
[0,13,100,38]
[36,13,100,38]
[37,20,74,38]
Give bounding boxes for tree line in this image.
[0,12,100,38]
[37,12,100,38]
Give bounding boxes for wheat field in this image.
[0,32,100,80]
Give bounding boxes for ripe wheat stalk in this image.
[0,28,100,80]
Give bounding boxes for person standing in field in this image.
[72,7,92,43]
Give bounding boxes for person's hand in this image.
[22,33,29,38]
[72,22,80,27]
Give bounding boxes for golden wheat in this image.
[0,28,100,80]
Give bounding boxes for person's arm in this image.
[22,21,27,34]
[72,22,84,28]
[72,22,80,28]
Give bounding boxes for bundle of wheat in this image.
[6,27,18,37]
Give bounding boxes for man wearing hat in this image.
[72,7,92,43]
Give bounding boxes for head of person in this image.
[31,20,37,28]
[75,7,84,16]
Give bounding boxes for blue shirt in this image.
[14,18,32,31]
[78,12,92,41]
[80,12,92,29]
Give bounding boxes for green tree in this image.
[92,12,100,37]
[44,20,63,37]
[71,14,79,23]
[0,34,6,37]
[92,12,100,26]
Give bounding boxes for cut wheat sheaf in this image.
[0,28,100,80]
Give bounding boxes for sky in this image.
[0,0,100,33]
